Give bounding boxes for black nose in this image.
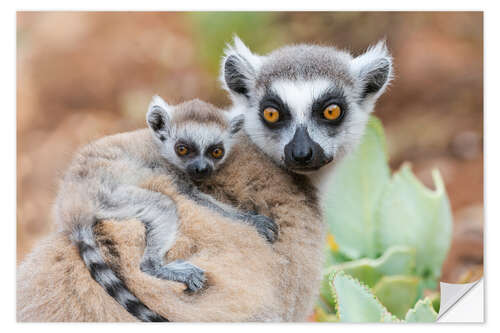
[292,145,313,163]
[195,165,210,176]
[284,126,330,171]
[287,127,314,164]
[187,161,212,180]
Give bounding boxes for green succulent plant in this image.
[330,271,437,323]
[316,116,452,322]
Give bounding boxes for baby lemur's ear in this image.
[351,40,393,105]
[147,95,172,141]
[220,35,263,103]
[229,114,245,135]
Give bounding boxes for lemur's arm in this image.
[177,182,278,243]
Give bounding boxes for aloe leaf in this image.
[372,275,420,319]
[376,165,453,281]
[381,312,401,323]
[320,270,337,309]
[325,116,390,259]
[331,271,398,322]
[321,246,415,309]
[405,298,438,322]
[376,246,416,276]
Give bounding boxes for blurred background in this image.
[17,12,483,283]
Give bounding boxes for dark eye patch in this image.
[205,142,224,158]
[258,91,292,129]
[311,87,348,125]
[175,140,199,158]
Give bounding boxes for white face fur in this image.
[146,96,243,181]
[221,37,392,175]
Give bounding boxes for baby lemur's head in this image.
[146,96,244,181]
[221,37,393,174]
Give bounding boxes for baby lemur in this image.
[54,96,277,321]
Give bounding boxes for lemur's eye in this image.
[175,144,189,156]
[263,107,280,123]
[323,104,342,121]
[211,147,224,159]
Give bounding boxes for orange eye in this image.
[211,147,224,159]
[176,145,189,156]
[323,104,342,121]
[263,107,280,123]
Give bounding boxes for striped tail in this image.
[72,223,168,322]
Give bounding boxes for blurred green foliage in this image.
[188,12,277,74]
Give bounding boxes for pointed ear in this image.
[351,40,393,104]
[220,36,263,101]
[229,114,245,136]
[146,95,171,141]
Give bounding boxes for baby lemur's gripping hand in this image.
[177,184,279,244]
[245,212,279,243]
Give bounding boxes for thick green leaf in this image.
[320,246,415,308]
[331,271,398,322]
[373,275,420,319]
[320,246,415,313]
[405,298,438,322]
[331,272,436,323]
[320,271,337,310]
[375,165,453,281]
[325,117,390,259]
[376,246,416,277]
[328,245,415,286]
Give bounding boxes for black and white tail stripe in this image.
[72,223,168,322]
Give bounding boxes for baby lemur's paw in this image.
[166,260,206,292]
[248,214,279,243]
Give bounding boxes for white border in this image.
[4,1,496,332]
[9,0,489,11]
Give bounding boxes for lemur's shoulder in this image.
[61,128,162,183]
[84,128,152,152]
[75,128,158,162]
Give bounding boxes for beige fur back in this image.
[17,134,325,322]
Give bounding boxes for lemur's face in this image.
[147,97,244,181]
[165,122,231,181]
[221,38,392,174]
[249,78,365,172]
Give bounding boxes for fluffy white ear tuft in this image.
[231,35,263,69]
[146,95,171,140]
[219,35,263,101]
[351,39,393,102]
[149,95,171,113]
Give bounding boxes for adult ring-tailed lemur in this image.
[16,37,392,322]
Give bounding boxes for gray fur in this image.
[255,44,355,89]
[220,37,393,192]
